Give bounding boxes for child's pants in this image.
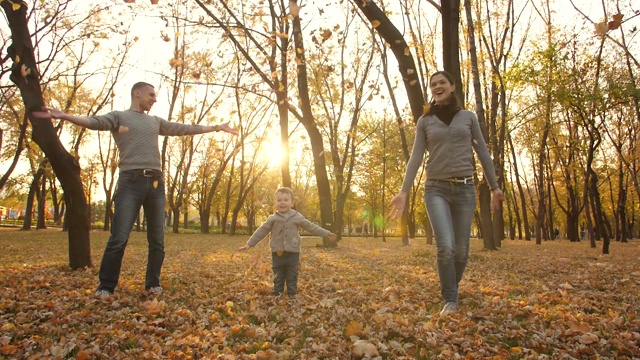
[272,251,300,295]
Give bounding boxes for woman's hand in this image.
[491,188,505,213]
[389,192,408,218]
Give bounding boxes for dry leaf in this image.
[344,320,363,337]
[352,340,378,357]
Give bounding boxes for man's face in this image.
[136,85,157,112]
[275,192,293,213]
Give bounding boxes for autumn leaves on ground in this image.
[0,229,639,360]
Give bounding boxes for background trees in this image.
[1,0,639,267]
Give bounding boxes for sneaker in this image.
[95,289,112,299]
[440,302,458,316]
[147,286,163,296]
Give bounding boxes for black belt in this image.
[125,169,163,178]
[434,176,473,184]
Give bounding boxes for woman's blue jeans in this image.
[97,171,166,293]
[424,180,476,304]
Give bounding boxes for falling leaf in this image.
[20,64,31,77]
[150,0,159,4]
[168,58,182,67]
[594,22,608,36]
[371,20,381,28]
[320,29,332,41]
[11,2,21,11]
[289,1,300,17]
[608,13,623,30]
[124,0,135,3]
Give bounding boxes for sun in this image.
[255,137,286,169]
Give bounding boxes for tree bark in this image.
[1,1,91,268]
[350,0,425,123]
[441,0,463,100]
[291,10,335,244]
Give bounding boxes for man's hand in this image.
[327,233,337,242]
[31,107,92,128]
[237,244,251,252]
[217,122,238,136]
[31,107,62,120]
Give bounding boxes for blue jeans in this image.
[98,171,166,292]
[272,251,300,295]
[424,180,476,304]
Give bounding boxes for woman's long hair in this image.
[423,70,463,116]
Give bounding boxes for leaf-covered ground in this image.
[0,228,638,359]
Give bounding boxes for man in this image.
[34,82,237,298]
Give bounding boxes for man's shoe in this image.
[147,286,163,296]
[95,289,112,299]
[439,302,458,316]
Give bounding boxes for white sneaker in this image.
[147,286,163,296]
[440,302,458,315]
[95,289,112,299]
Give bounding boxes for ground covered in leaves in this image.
[0,228,639,359]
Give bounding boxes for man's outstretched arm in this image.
[32,108,92,128]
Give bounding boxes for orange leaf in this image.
[0,345,18,356]
[344,320,363,337]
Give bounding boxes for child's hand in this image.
[237,244,251,252]
[327,233,337,242]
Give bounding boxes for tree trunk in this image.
[464,0,500,249]
[2,2,91,269]
[291,12,335,244]
[23,167,43,231]
[508,134,530,240]
[441,0,463,100]
[36,172,47,229]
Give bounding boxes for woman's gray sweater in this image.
[400,110,499,193]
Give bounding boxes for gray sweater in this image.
[401,110,499,193]
[246,210,331,253]
[89,110,211,172]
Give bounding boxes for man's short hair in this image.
[131,82,154,97]
[275,187,294,200]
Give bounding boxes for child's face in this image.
[275,192,293,213]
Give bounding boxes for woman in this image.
[390,70,504,315]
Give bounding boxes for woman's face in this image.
[430,74,455,105]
